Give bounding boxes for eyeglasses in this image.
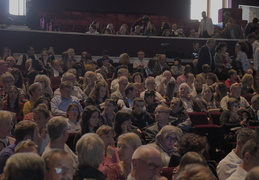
[165,136,177,142]
[69,108,78,112]
[137,159,161,170]
[48,167,74,174]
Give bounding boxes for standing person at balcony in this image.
[198,11,214,38]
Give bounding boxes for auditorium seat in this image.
[51,77,61,91]
[187,112,209,126]
[160,167,176,180]
[208,112,222,125]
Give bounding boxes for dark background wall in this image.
[33,0,191,18]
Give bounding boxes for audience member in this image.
[0,111,15,151]
[0,120,40,174]
[128,145,165,180]
[220,83,249,111]
[74,133,106,180]
[1,153,45,180]
[242,94,259,126]
[66,103,81,133]
[198,11,214,38]
[100,99,117,127]
[43,149,75,180]
[197,38,216,73]
[169,97,192,133]
[140,76,165,102]
[244,18,259,38]
[131,97,155,130]
[17,45,38,66]
[111,76,129,102]
[117,83,138,111]
[104,132,142,180]
[85,81,108,107]
[145,105,170,143]
[217,128,258,180]
[51,81,82,116]
[97,125,119,172]
[227,139,259,180]
[42,116,78,164]
[225,69,238,90]
[149,125,183,167]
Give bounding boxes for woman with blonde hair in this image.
[34,74,53,99]
[82,71,97,96]
[150,125,183,167]
[103,132,142,180]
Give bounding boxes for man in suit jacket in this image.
[197,38,216,73]
[144,104,170,143]
[242,94,259,126]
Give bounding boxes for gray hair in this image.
[3,153,45,180]
[76,133,105,168]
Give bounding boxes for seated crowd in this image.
[1,35,259,180]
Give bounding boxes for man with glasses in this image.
[140,77,165,102]
[144,104,170,143]
[128,145,166,180]
[44,149,75,180]
[227,139,259,180]
[42,116,78,165]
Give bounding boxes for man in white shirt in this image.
[133,50,148,69]
[227,139,259,180]
[217,128,258,180]
[17,45,38,66]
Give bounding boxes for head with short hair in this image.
[15,139,38,153]
[131,145,162,179]
[206,38,216,49]
[59,81,73,91]
[175,164,215,180]
[241,139,259,170]
[34,74,51,89]
[125,83,137,96]
[154,105,170,125]
[61,72,76,85]
[43,149,75,180]
[119,53,130,65]
[1,72,14,86]
[15,120,38,143]
[178,152,207,172]
[117,68,129,78]
[227,97,239,111]
[132,72,144,83]
[236,41,249,52]
[0,111,13,137]
[179,133,208,156]
[145,76,156,90]
[179,83,191,98]
[47,116,69,140]
[236,128,258,146]
[3,153,45,180]
[245,166,259,180]
[28,82,42,96]
[230,83,242,98]
[241,74,253,86]
[76,133,105,168]
[33,96,50,110]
